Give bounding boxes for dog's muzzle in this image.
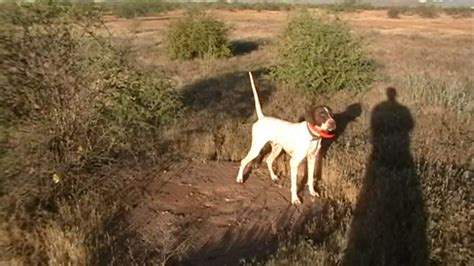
[327,118,336,132]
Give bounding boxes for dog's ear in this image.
[305,106,329,126]
[297,114,305,122]
[304,108,315,125]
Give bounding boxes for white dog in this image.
[236,72,336,205]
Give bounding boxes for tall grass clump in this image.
[414,5,439,18]
[106,0,165,18]
[443,7,473,18]
[387,7,401,18]
[397,74,472,114]
[326,0,375,13]
[270,11,375,95]
[166,10,231,60]
[0,2,182,264]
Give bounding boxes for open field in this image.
[1,5,472,266]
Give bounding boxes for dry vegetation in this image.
[1,2,472,266]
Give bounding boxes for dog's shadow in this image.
[320,103,362,157]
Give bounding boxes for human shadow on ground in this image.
[342,87,428,265]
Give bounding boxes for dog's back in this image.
[253,117,310,154]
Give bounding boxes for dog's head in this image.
[304,105,336,132]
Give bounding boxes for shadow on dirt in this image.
[174,69,275,160]
[229,39,262,56]
[342,87,428,265]
[98,167,348,266]
[177,200,345,266]
[180,68,274,120]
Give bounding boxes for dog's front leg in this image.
[290,154,305,205]
[307,154,319,197]
[307,140,321,197]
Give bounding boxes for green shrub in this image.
[166,11,231,60]
[387,7,401,18]
[0,5,182,168]
[270,11,375,95]
[0,2,183,181]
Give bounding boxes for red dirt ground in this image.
[120,161,337,265]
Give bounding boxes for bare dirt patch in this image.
[342,10,472,36]
[114,161,338,265]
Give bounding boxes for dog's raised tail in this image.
[249,71,264,119]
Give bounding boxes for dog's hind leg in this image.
[266,142,282,181]
[236,135,267,183]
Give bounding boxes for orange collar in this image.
[307,122,335,139]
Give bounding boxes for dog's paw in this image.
[309,190,320,197]
[291,197,302,205]
[236,177,244,184]
[271,175,279,182]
